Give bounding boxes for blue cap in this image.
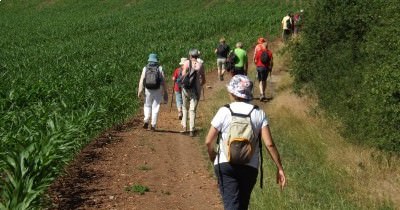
[148,53,158,63]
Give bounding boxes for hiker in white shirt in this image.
[205,75,286,210]
[137,53,168,131]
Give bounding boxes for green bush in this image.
[290,0,400,152]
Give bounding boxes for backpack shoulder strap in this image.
[224,104,258,118]
[146,64,159,70]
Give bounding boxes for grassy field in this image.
[0,0,297,208]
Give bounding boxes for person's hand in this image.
[276,169,286,190]
[208,150,216,162]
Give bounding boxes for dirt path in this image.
[48,68,229,210]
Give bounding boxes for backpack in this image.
[260,50,270,65]
[217,44,229,58]
[221,104,259,165]
[226,49,238,72]
[144,64,161,89]
[182,61,197,90]
[286,17,292,30]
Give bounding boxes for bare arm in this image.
[261,125,287,190]
[137,68,145,98]
[205,126,219,162]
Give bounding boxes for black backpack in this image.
[217,44,229,58]
[144,65,161,89]
[260,50,270,65]
[286,18,292,30]
[182,61,197,90]
[226,50,238,72]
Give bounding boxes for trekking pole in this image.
[170,87,174,112]
[202,86,205,101]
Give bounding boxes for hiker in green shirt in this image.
[232,42,248,76]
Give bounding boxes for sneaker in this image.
[143,122,149,129]
[189,131,195,137]
[259,94,264,101]
[150,126,156,131]
[219,75,224,81]
[180,127,187,133]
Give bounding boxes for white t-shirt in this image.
[211,102,269,168]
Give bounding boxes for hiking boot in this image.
[143,122,149,129]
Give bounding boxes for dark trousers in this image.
[231,66,246,76]
[214,163,258,210]
[256,66,270,81]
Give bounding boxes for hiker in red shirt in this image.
[172,57,187,120]
[253,37,266,63]
[254,41,273,101]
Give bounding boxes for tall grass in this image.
[248,62,398,209]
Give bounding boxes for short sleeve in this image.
[211,107,228,131]
[259,110,269,128]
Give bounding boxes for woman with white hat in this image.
[172,57,188,119]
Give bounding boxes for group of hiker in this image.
[215,37,273,101]
[137,33,286,209]
[282,9,304,42]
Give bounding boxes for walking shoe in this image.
[178,112,182,120]
[189,131,195,137]
[180,127,187,133]
[259,94,264,101]
[150,126,156,131]
[143,122,149,129]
